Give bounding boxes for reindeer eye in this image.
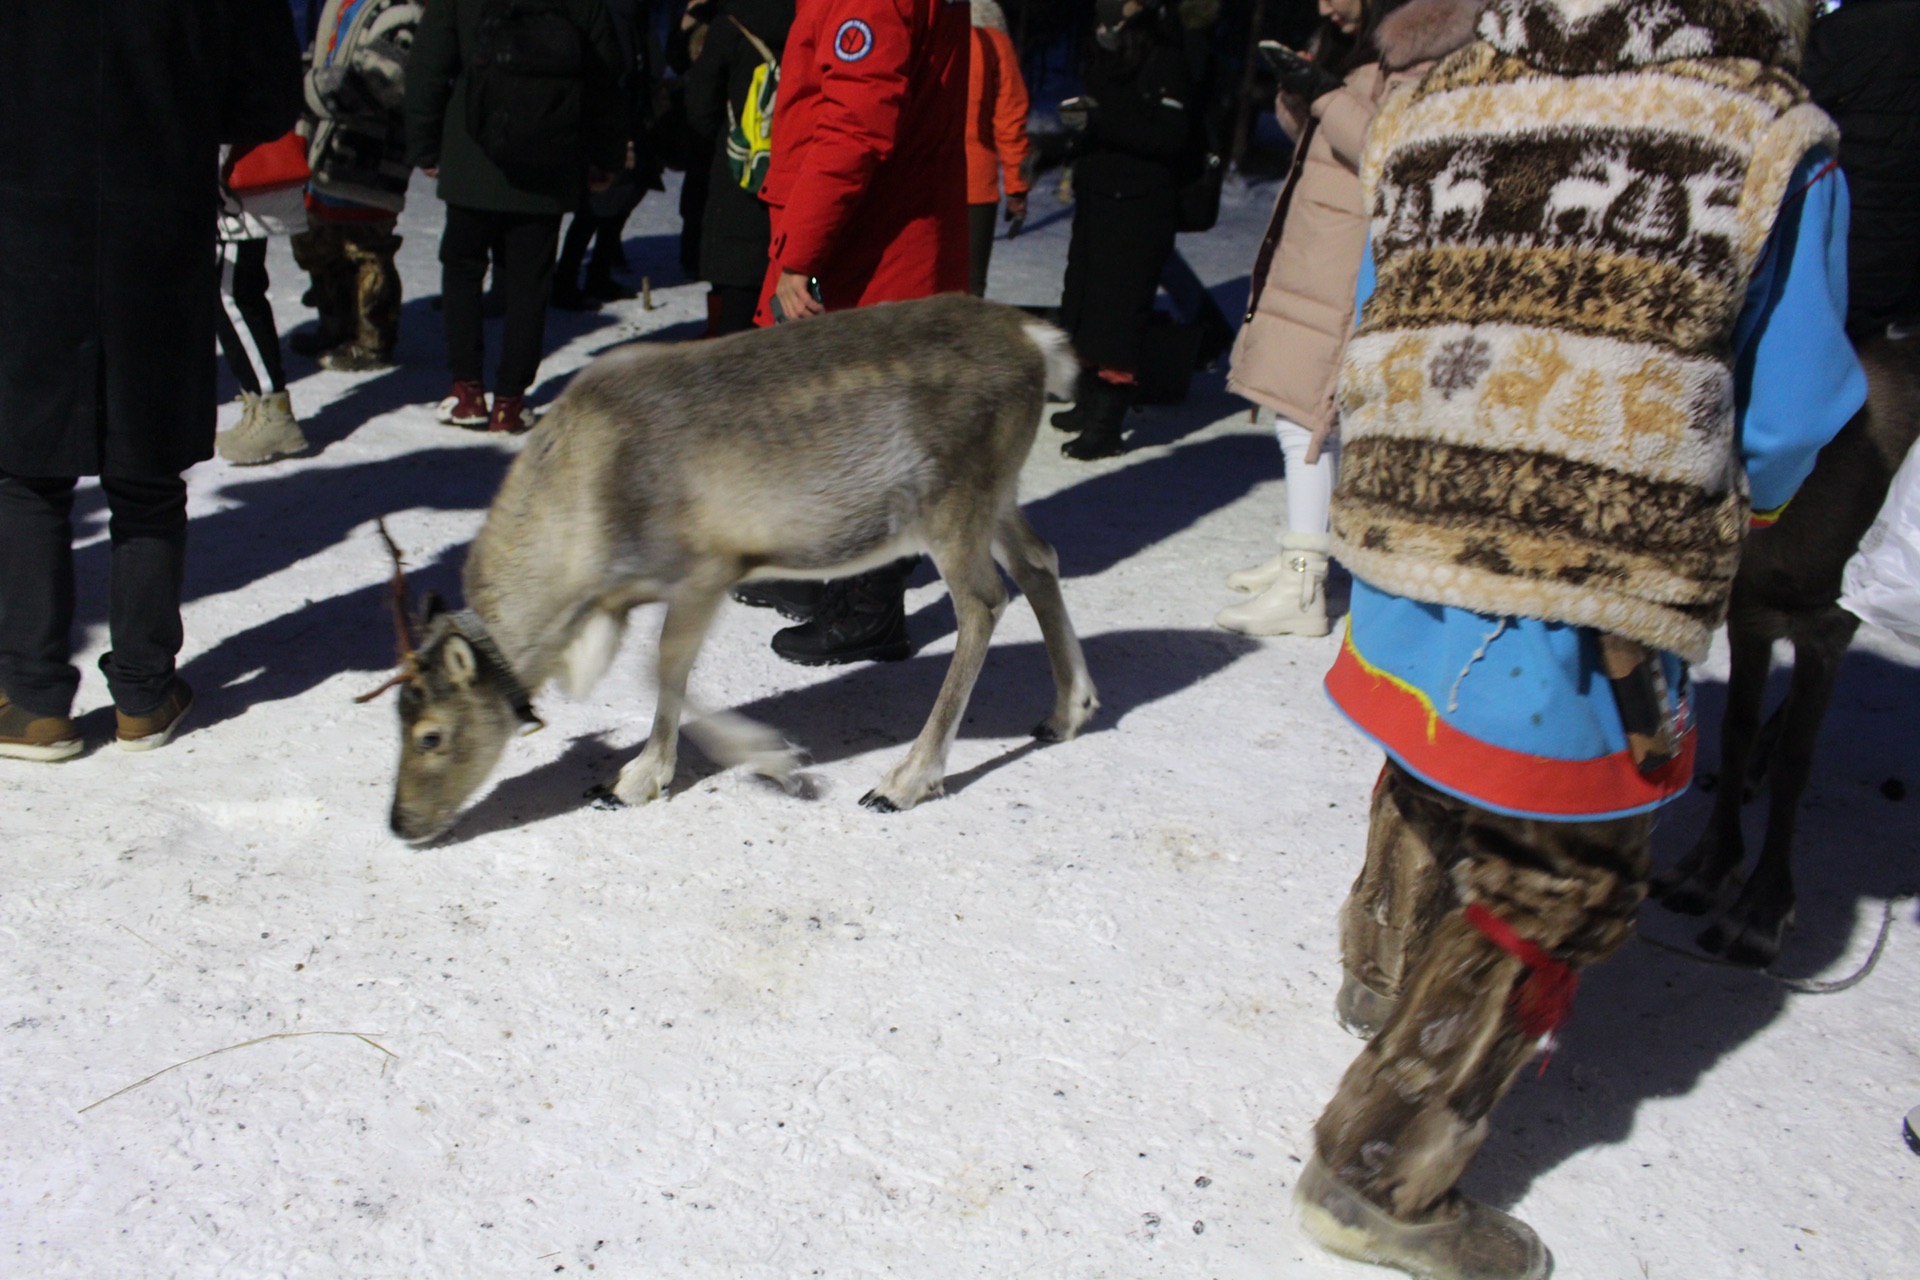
[418,731,444,752]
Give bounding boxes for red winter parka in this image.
[755,0,970,320]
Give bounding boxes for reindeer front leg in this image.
[863,548,1006,812]
[614,587,726,806]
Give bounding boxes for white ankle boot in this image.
[1226,551,1292,594]
[218,390,309,465]
[1215,533,1331,636]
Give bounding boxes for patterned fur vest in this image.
[1331,0,1835,661]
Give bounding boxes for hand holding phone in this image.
[1258,41,1343,103]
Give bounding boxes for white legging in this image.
[1276,414,1339,536]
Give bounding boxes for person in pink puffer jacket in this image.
[1219,0,1482,637]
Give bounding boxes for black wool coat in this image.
[685,0,795,289]
[0,0,302,478]
[1801,0,1920,329]
[405,0,627,218]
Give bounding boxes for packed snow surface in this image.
[4,174,1917,1279]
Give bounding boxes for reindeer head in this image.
[359,522,540,843]
[387,599,529,842]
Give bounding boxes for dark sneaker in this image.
[1295,1154,1552,1280]
[770,570,912,666]
[318,343,395,373]
[115,679,193,753]
[436,380,490,427]
[488,394,537,435]
[732,578,827,621]
[0,693,82,762]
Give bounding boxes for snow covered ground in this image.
[4,171,1918,1279]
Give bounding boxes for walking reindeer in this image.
[1655,333,1920,965]
[365,294,1099,842]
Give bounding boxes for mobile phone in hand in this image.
[769,275,822,323]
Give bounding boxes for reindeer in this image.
[370,294,1099,842]
[1654,333,1920,965]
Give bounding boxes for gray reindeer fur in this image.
[387,294,1098,841]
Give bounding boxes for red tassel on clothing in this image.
[1463,903,1579,1072]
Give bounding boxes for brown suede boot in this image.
[0,693,82,762]
[115,679,194,752]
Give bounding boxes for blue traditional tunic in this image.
[1326,152,1868,821]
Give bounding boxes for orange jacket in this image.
[966,10,1029,206]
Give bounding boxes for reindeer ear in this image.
[421,591,450,623]
[442,634,479,687]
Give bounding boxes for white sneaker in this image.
[1216,534,1331,636]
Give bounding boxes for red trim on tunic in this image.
[1324,630,1694,818]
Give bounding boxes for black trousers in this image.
[1058,187,1179,374]
[0,471,189,717]
[709,284,760,337]
[215,238,287,395]
[968,201,997,298]
[440,204,562,397]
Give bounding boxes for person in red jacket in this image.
[737,0,970,665]
[966,0,1030,297]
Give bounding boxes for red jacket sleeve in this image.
[776,0,916,275]
[988,26,1029,196]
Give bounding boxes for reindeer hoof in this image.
[1032,720,1064,743]
[1656,878,1721,917]
[584,784,627,812]
[1700,908,1793,969]
[859,790,901,813]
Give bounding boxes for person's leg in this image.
[492,212,563,399]
[326,220,401,369]
[1061,190,1175,460]
[584,207,639,299]
[97,473,189,717]
[1334,765,1451,1035]
[439,205,493,389]
[553,203,596,309]
[215,239,281,395]
[0,473,81,718]
[967,201,997,298]
[1216,415,1335,634]
[1304,767,1649,1275]
[711,284,761,337]
[288,227,355,355]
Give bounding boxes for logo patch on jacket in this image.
[833,18,875,61]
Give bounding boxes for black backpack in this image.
[466,0,585,168]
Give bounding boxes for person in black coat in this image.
[1052,0,1197,460]
[684,0,796,335]
[0,0,302,761]
[1800,0,1920,336]
[405,0,627,433]
[552,0,667,310]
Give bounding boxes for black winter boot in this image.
[732,578,826,621]
[1061,378,1134,460]
[770,560,915,666]
[1048,368,1103,434]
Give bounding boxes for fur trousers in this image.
[290,221,402,356]
[1315,762,1651,1219]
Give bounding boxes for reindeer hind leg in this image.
[1700,611,1856,966]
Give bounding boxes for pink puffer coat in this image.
[1226,0,1482,460]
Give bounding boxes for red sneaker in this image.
[435,380,489,427]
[488,394,537,434]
